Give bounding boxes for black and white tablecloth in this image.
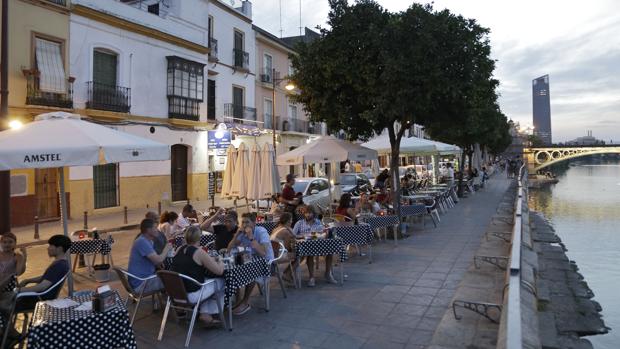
[365,215,400,231]
[223,258,270,306]
[295,238,347,263]
[256,221,278,234]
[2,275,17,293]
[332,224,374,246]
[171,233,215,249]
[69,237,114,255]
[400,204,428,217]
[27,291,137,349]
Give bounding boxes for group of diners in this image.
[0,233,72,344]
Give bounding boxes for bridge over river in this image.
[524,145,620,172]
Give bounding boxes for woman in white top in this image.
[158,211,181,240]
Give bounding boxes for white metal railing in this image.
[501,164,527,349]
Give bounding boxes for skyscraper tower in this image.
[532,75,552,145]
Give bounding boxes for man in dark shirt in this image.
[213,211,238,250]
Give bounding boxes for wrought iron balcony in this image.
[233,49,250,71]
[260,68,273,83]
[208,37,218,62]
[45,0,67,5]
[263,114,281,130]
[224,103,256,124]
[282,118,322,134]
[168,96,200,121]
[86,81,131,113]
[25,71,73,109]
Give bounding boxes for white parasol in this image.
[220,145,237,198]
[246,143,261,201]
[230,142,249,199]
[259,143,281,199]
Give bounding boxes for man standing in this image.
[227,213,273,315]
[280,174,299,213]
[128,219,173,293]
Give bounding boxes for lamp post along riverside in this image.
[271,68,295,156]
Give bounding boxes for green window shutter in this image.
[93,50,117,86]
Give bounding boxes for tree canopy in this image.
[290,0,511,203]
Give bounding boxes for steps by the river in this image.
[531,212,609,349]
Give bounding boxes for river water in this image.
[528,158,620,348]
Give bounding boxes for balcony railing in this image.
[260,68,273,83]
[25,72,73,109]
[208,37,218,62]
[168,96,200,121]
[233,49,250,71]
[282,118,322,134]
[45,0,67,5]
[263,114,281,130]
[224,103,256,124]
[86,81,131,113]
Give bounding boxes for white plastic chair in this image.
[112,267,161,326]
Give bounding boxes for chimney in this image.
[241,1,252,19]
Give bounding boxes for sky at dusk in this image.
[250,0,620,143]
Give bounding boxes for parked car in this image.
[252,177,333,211]
[340,173,372,195]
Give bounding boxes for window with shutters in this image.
[25,35,73,108]
[93,163,119,209]
[87,49,131,112]
[166,56,205,121]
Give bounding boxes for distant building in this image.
[565,131,605,146]
[532,75,552,145]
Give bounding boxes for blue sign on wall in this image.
[208,130,232,149]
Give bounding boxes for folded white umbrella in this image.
[246,143,261,201]
[0,111,170,295]
[231,142,249,199]
[259,143,281,199]
[276,136,377,166]
[220,145,237,199]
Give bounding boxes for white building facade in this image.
[68,0,255,215]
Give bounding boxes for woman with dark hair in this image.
[335,193,357,219]
[0,233,27,292]
[158,211,180,239]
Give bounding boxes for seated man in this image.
[0,235,71,341]
[176,204,197,229]
[211,211,238,251]
[145,211,168,254]
[128,219,173,293]
[227,213,273,316]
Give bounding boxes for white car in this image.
[252,177,334,211]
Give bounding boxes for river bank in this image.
[531,212,609,348]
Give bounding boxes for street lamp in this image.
[9,120,22,130]
[271,67,295,156]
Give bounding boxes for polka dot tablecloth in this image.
[365,215,400,231]
[69,237,114,255]
[27,291,137,349]
[256,221,278,234]
[171,233,216,249]
[2,275,17,293]
[295,238,347,263]
[223,257,270,306]
[332,224,374,246]
[400,204,428,217]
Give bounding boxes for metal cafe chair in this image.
[112,267,162,326]
[0,272,69,349]
[156,271,226,348]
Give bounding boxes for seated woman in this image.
[355,192,374,215]
[292,207,337,287]
[0,233,27,291]
[269,194,285,223]
[158,211,181,240]
[170,226,225,327]
[270,212,296,282]
[335,193,357,220]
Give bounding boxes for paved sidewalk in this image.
[14,176,511,349]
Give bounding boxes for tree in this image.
[290,0,506,211]
[526,134,545,147]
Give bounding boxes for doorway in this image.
[171,144,188,202]
[35,168,59,220]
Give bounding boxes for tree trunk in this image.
[387,122,406,238]
[457,150,467,197]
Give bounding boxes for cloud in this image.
[251,0,620,142]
